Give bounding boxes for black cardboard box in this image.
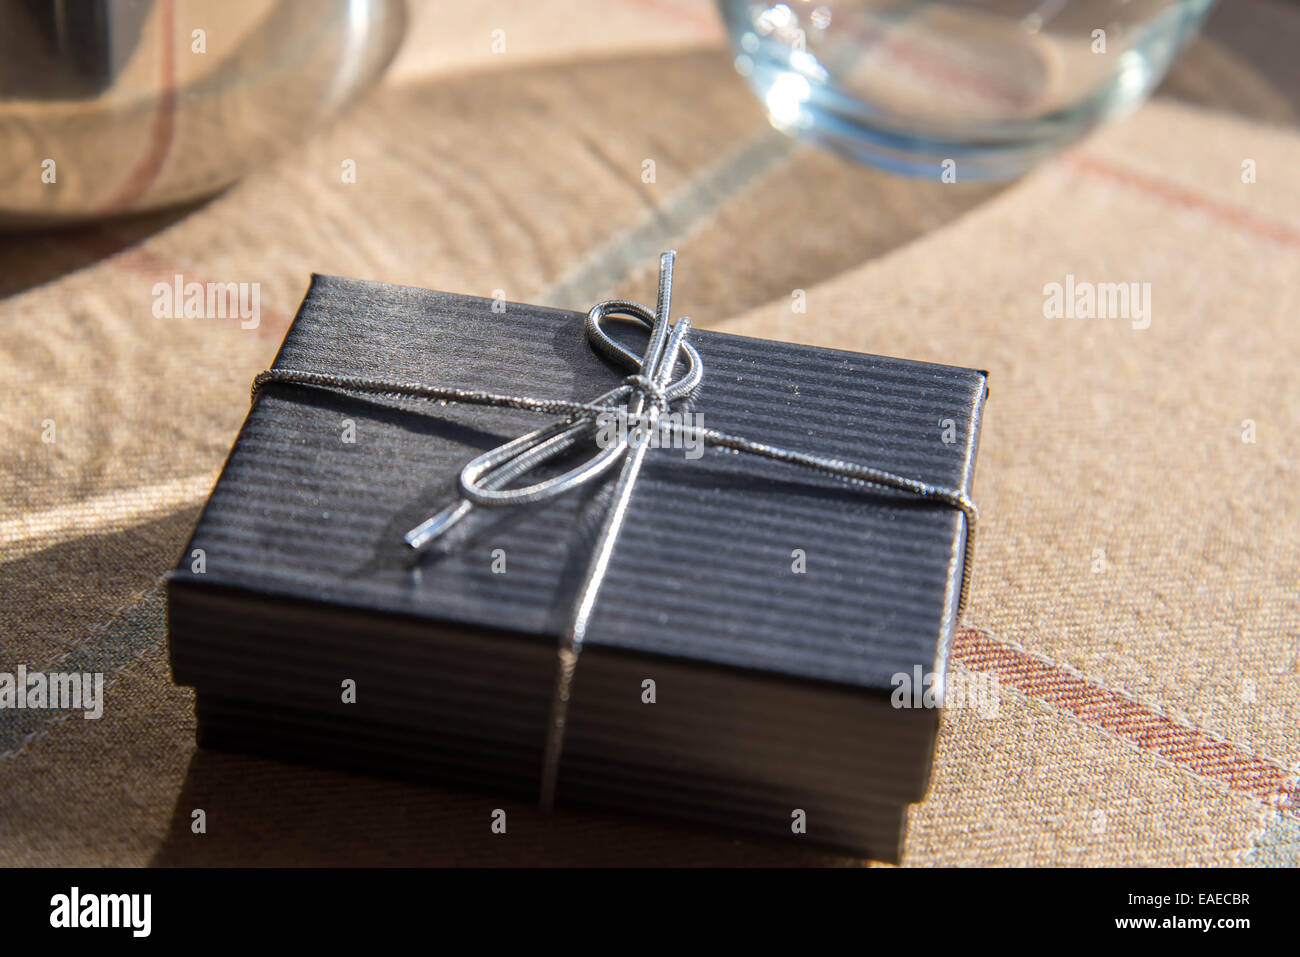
[167,274,987,861]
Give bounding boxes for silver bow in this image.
[403,251,701,554]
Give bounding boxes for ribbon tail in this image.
[537,426,655,812]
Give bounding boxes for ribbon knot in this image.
[622,374,668,413]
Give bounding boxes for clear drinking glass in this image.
[719,0,1216,179]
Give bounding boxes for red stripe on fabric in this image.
[63,229,293,339]
[1067,153,1300,250]
[101,0,178,213]
[626,0,726,36]
[953,626,1298,812]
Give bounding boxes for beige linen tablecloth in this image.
[1,0,1296,866]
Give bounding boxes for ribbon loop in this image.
[585,300,703,404]
[458,417,625,508]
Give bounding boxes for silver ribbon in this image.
[251,251,979,811]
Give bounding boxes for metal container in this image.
[0,0,406,226]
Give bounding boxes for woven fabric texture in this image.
[1,0,1296,866]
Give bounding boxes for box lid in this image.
[169,274,986,693]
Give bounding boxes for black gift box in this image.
[167,274,987,861]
